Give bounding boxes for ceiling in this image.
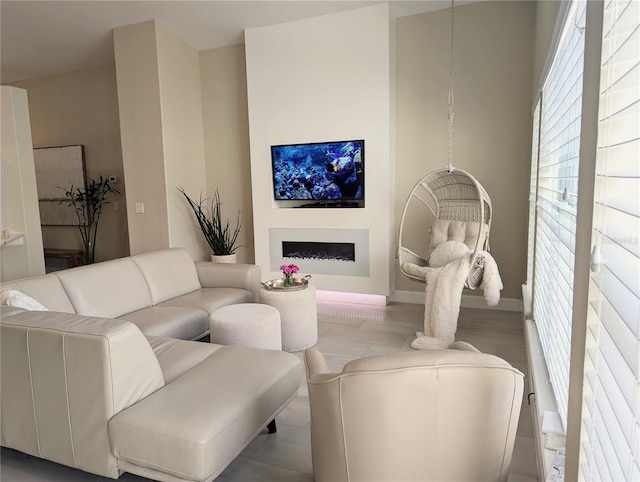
[0,0,465,84]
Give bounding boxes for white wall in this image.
[0,86,45,281]
[245,3,395,296]
[155,22,208,259]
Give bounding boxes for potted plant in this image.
[178,187,243,262]
[61,175,120,264]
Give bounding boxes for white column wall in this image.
[114,20,208,259]
[155,23,208,260]
[245,3,394,295]
[0,86,45,281]
[114,21,169,255]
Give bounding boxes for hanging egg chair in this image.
[397,166,492,289]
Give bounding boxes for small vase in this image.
[283,274,293,287]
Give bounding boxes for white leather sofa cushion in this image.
[1,311,164,479]
[159,287,254,314]
[195,261,261,303]
[56,258,152,318]
[147,336,224,383]
[1,274,75,313]
[427,219,488,256]
[132,248,202,305]
[109,345,303,481]
[119,306,209,340]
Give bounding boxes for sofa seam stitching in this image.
[500,375,519,478]
[26,328,42,457]
[62,332,77,464]
[338,377,350,481]
[433,367,440,480]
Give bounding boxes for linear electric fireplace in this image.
[270,228,369,277]
[282,241,355,262]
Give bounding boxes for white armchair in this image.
[304,342,524,482]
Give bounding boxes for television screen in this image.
[271,139,364,202]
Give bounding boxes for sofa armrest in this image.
[194,262,261,302]
[304,348,331,378]
[1,311,165,479]
[449,340,482,352]
[1,304,27,318]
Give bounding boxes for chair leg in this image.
[267,419,277,434]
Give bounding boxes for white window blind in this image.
[526,99,541,308]
[580,0,640,479]
[533,0,587,429]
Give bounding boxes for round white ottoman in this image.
[209,303,282,350]
[259,284,317,352]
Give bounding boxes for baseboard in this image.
[389,290,523,312]
[315,290,388,306]
[460,294,523,312]
[315,289,523,312]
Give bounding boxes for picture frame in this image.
[33,145,88,226]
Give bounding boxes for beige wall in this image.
[199,45,255,264]
[395,1,535,300]
[533,1,564,102]
[9,67,129,263]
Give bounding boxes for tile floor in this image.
[1,300,539,482]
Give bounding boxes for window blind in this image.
[580,0,640,479]
[533,0,587,429]
[526,99,541,309]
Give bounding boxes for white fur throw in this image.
[0,288,48,311]
[410,249,503,351]
[428,240,470,268]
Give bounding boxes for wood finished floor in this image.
[0,300,538,482]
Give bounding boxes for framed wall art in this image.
[34,145,88,226]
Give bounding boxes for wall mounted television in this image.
[270,139,364,207]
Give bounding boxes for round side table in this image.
[259,284,318,352]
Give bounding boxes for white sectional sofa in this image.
[2,247,261,339]
[0,248,304,481]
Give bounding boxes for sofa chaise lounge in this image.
[0,248,303,481]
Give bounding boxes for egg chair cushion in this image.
[427,220,488,257]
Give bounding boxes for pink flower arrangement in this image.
[279,263,299,276]
[280,263,299,286]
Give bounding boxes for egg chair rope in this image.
[397,0,493,290]
[446,0,455,173]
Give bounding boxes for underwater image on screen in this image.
[271,140,364,201]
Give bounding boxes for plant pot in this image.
[211,253,237,263]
